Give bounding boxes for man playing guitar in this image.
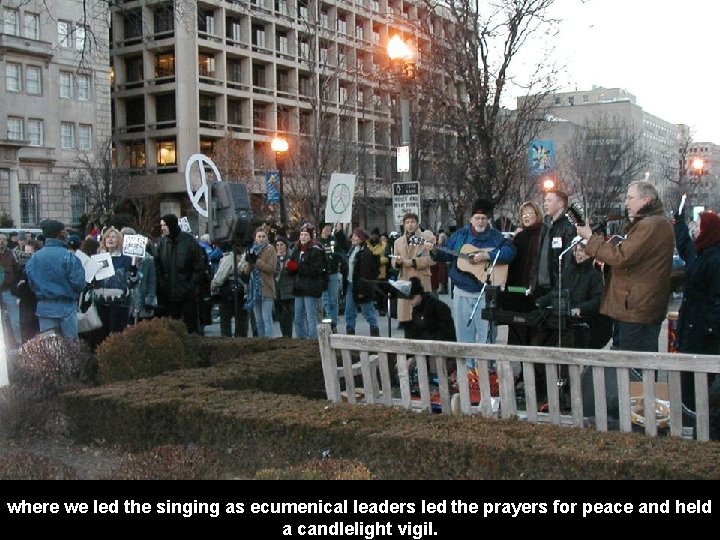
[430,199,516,351]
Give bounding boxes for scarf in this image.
[243,243,265,311]
[695,211,720,253]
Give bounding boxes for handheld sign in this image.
[89,253,115,281]
[178,216,192,233]
[123,234,147,258]
[678,193,687,216]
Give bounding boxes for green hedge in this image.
[62,338,720,480]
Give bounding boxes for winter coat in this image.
[392,232,436,322]
[349,243,379,303]
[91,251,139,308]
[536,213,577,292]
[26,238,85,318]
[504,222,542,313]
[288,242,325,298]
[674,219,720,354]
[404,293,457,342]
[211,251,250,302]
[274,251,295,301]
[155,231,207,303]
[585,204,673,325]
[317,229,348,275]
[252,243,278,299]
[368,241,388,280]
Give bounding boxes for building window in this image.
[70,185,86,223]
[155,54,175,77]
[27,119,43,146]
[126,56,144,83]
[23,12,39,39]
[320,45,328,64]
[155,93,175,123]
[59,71,73,98]
[277,33,288,54]
[128,142,146,168]
[275,0,289,15]
[154,4,175,34]
[58,20,72,47]
[75,25,87,50]
[198,11,215,34]
[78,124,92,150]
[252,63,265,88]
[7,117,23,140]
[60,122,75,149]
[123,10,142,41]
[19,184,39,227]
[77,74,91,100]
[320,10,328,28]
[199,94,215,122]
[198,55,215,77]
[229,21,242,42]
[337,16,347,34]
[298,1,308,20]
[228,60,242,83]
[299,39,309,60]
[26,66,41,95]
[252,25,265,48]
[157,140,176,165]
[228,99,242,125]
[2,8,19,35]
[5,63,21,92]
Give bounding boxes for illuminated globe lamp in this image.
[270,136,289,224]
[542,176,556,192]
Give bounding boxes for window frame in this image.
[77,73,91,100]
[7,117,24,141]
[59,71,73,98]
[60,122,75,149]
[5,62,21,92]
[23,12,39,40]
[78,124,92,150]
[25,65,42,95]
[27,118,43,146]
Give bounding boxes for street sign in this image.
[392,181,421,225]
[397,146,409,172]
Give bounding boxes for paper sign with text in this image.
[178,216,192,233]
[122,234,147,258]
[89,253,115,281]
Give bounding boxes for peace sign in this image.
[184,154,222,218]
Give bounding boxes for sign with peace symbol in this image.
[324,173,356,224]
[185,154,223,218]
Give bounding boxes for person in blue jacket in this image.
[431,199,515,349]
[25,220,85,338]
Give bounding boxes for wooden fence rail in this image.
[317,323,720,441]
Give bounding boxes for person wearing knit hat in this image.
[367,227,389,316]
[404,276,456,343]
[344,227,380,336]
[673,207,720,416]
[429,197,515,359]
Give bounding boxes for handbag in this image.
[77,289,102,334]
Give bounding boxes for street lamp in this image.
[271,136,289,224]
[387,35,416,182]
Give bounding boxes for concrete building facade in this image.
[0,0,111,228]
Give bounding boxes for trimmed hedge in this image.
[62,338,720,480]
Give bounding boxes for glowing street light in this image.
[271,136,289,224]
[387,36,416,183]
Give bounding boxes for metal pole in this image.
[400,86,411,183]
[277,154,286,225]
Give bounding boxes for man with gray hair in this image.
[576,180,674,351]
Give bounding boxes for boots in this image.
[370,326,380,337]
[346,327,355,335]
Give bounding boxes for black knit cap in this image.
[40,219,65,238]
[471,199,494,217]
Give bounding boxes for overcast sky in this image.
[518,0,719,143]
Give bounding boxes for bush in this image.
[103,444,221,479]
[255,458,376,480]
[14,333,97,399]
[0,334,96,438]
[0,452,78,480]
[96,317,200,383]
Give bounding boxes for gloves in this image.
[246,252,258,264]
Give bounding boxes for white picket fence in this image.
[317,323,720,441]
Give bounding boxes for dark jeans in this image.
[162,296,200,334]
[219,302,248,337]
[274,298,294,338]
[617,321,661,352]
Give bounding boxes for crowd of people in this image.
[1,179,718,436]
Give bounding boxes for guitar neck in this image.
[435,245,476,260]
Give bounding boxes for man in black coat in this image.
[404,277,457,342]
[155,214,208,334]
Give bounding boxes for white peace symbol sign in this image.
[185,154,222,218]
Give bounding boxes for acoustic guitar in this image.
[410,237,508,286]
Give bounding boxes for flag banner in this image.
[529,140,556,175]
[265,171,280,203]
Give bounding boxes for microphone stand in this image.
[467,247,503,330]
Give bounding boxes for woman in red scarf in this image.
[674,208,720,436]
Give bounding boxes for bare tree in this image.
[558,114,649,221]
[414,0,561,219]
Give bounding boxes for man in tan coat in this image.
[577,180,674,352]
[392,213,435,330]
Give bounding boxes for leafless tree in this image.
[558,114,649,221]
[413,0,561,221]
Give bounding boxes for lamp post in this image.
[271,136,289,224]
[387,35,415,183]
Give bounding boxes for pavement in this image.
[203,293,682,352]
